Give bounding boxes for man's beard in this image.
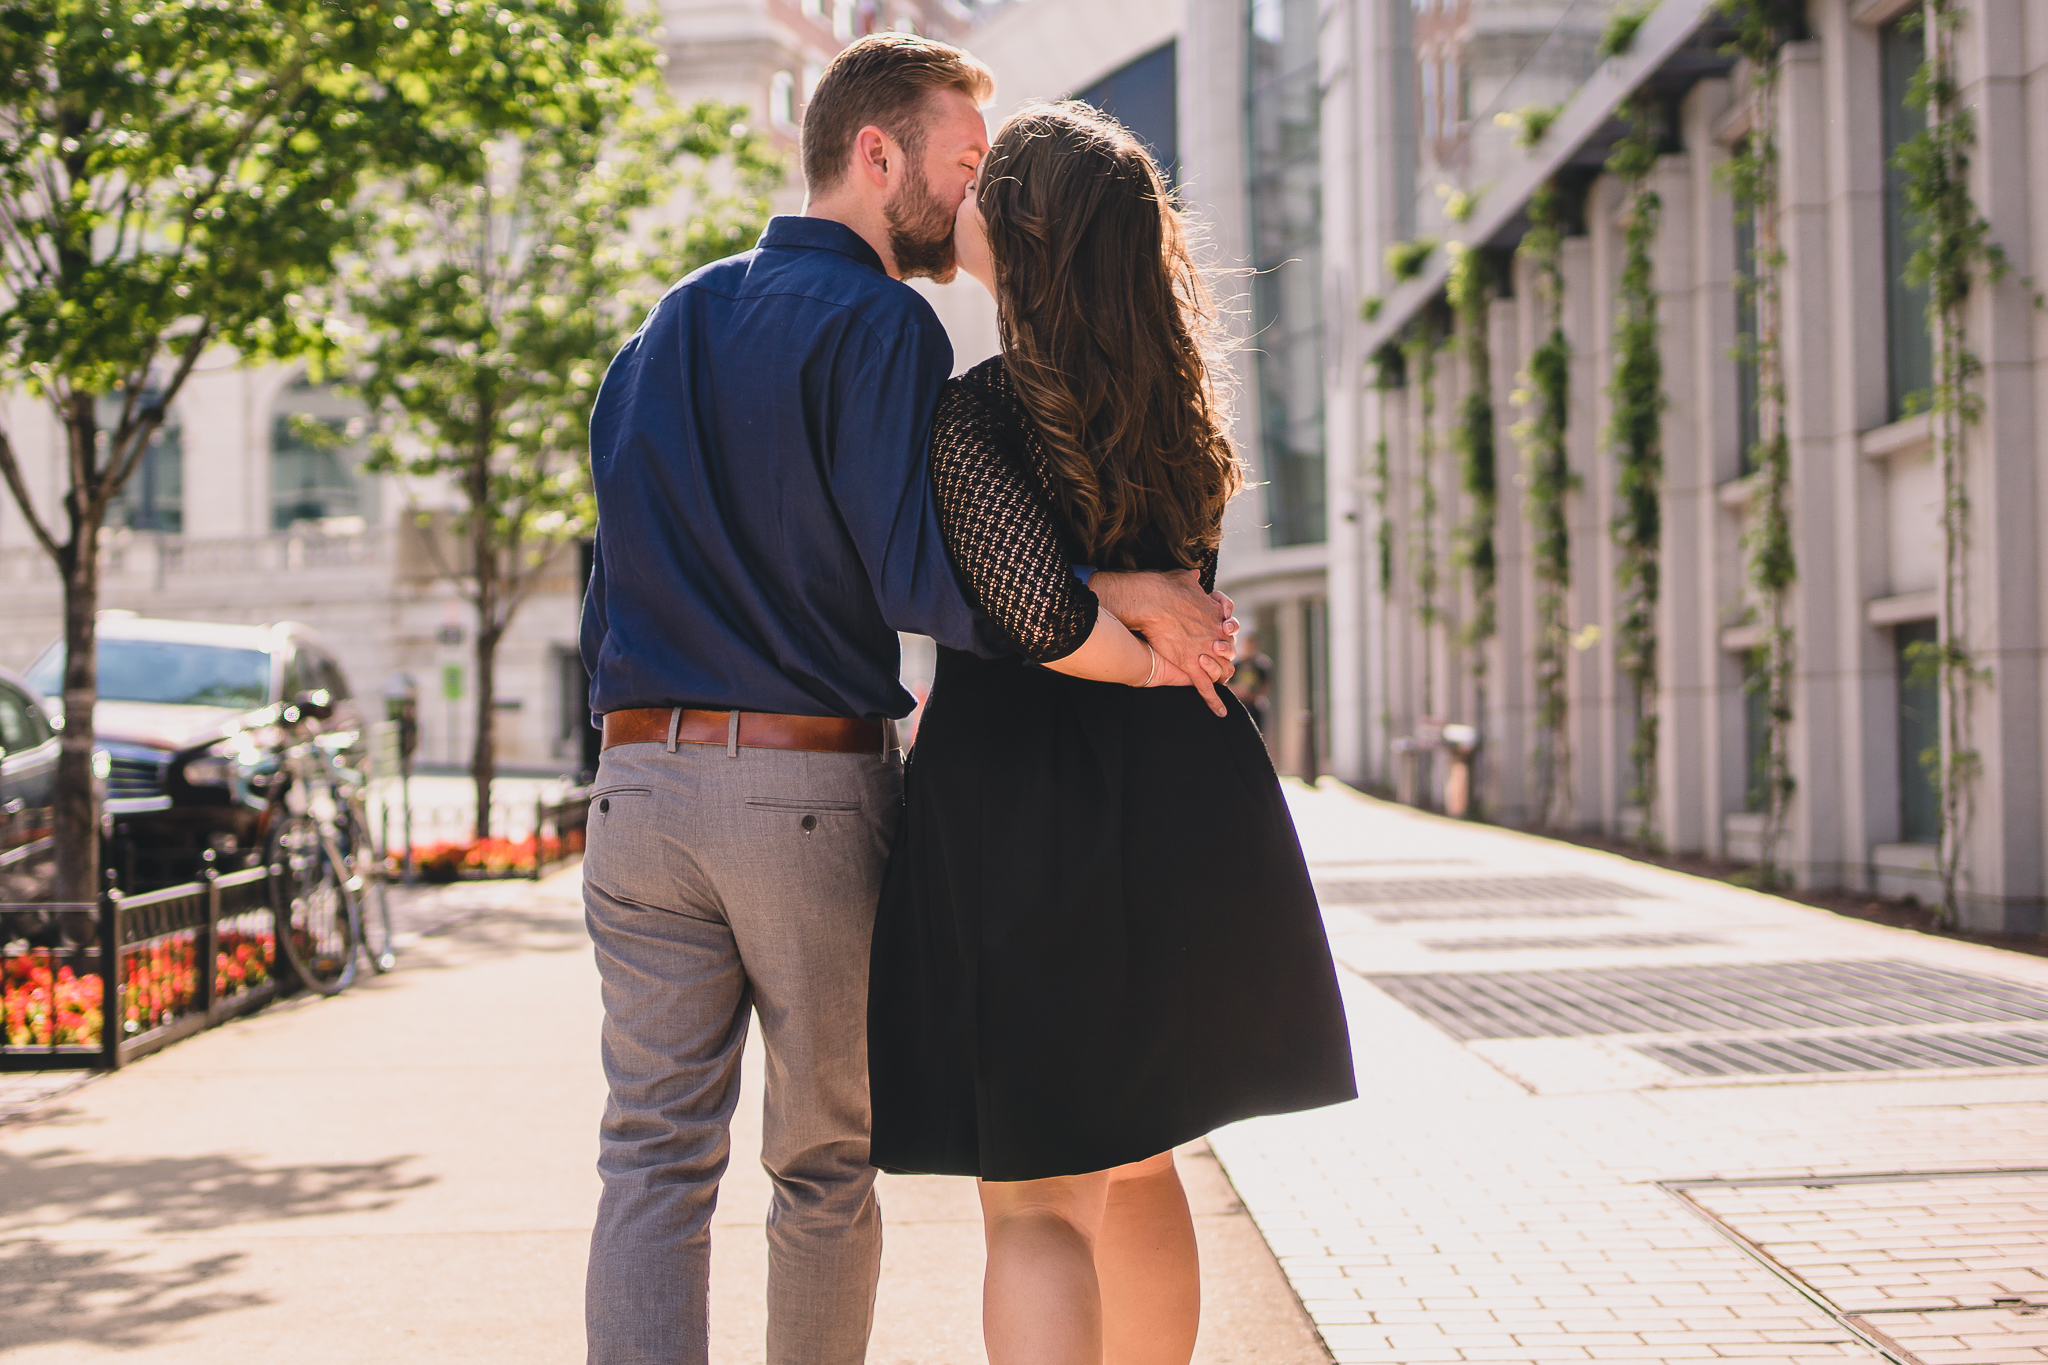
[885,165,958,283]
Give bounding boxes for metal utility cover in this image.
[1667,1171,2048,1364]
[1363,959,2048,1040]
[1641,1029,2048,1076]
[1317,873,1654,904]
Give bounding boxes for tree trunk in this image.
[468,434,497,843]
[54,539,101,903]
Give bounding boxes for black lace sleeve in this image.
[1198,547,1218,595]
[928,376,1099,662]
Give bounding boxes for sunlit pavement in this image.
[0,864,1324,1364]
[1211,782,2048,1365]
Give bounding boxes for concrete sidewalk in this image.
[0,866,1325,1363]
[1210,783,2048,1365]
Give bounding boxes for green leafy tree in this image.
[337,96,779,839]
[0,0,626,901]
[1447,242,1497,810]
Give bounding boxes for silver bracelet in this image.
[1141,645,1158,688]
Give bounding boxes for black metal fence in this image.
[2,865,282,1072]
[533,788,591,881]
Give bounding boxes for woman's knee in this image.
[980,1171,1112,1239]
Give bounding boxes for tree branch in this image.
[0,422,63,562]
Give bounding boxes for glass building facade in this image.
[1075,41,1178,185]
[1247,0,1325,548]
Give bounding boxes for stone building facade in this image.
[1343,0,2048,931]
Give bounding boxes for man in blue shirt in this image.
[579,33,1234,1365]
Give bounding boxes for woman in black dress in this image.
[868,102,1355,1364]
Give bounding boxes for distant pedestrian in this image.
[1229,631,1275,736]
[867,101,1356,1365]
[576,35,1236,1365]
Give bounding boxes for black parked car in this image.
[24,613,366,890]
[0,666,59,902]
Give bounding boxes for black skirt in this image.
[868,647,1357,1182]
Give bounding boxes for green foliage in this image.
[1717,0,1798,885]
[1402,311,1449,714]
[1440,185,1481,224]
[1386,237,1438,284]
[1513,180,1577,826]
[1361,295,1385,322]
[1597,2,1657,62]
[1498,103,1563,151]
[335,84,780,836]
[1606,104,1667,845]
[0,0,642,899]
[1447,242,1497,759]
[1892,0,2040,925]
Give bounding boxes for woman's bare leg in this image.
[980,1170,1113,1365]
[1098,1152,1200,1365]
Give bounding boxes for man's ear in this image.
[852,125,894,189]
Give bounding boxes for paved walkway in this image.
[1211,784,2048,1365]
[0,866,1324,1363]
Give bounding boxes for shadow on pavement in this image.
[0,1147,434,1234]
[0,1239,266,1352]
[390,901,589,972]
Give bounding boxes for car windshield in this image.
[26,640,273,710]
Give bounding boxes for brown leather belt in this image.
[601,707,886,755]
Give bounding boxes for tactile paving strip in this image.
[1641,1029,2048,1076]
[1423,932,1724,952]
[1318,873,1656,903]
[1666,1171,2048,1363]
[1362,959,2048,1040]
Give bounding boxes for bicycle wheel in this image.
[345,809,396,974]
[269,813,359,996]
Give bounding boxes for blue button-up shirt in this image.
[581,216,1006,723]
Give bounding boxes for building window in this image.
[101,390,183,534]
[1247,0,1326,548]
[1073,41,1178,185]
[770,70,797,129]
[271,378,375,530]
[833,0,855,42]
[803,0,825,18]
[803,63,824,104]
[1742,649,1770,813]
[1895,619,1939,844]
[1457,61,1472,123]
[1733,185,1760,477]
[1880,17,1933,421]
[1420,56,1437,141]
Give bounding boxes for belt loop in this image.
[882,717,897,755]
[665,707,681,753]
[726,709,741,759]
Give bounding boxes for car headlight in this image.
[184,755,233,788]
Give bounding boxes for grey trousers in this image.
[583,737,903,1365]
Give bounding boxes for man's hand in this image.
[1090,569,1238,717]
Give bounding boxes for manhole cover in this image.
[1368,905,1634,924]
[1317,873,1655,904]
[1424,932,1723,952]
[1639,1029,2048,1076]
[1361,959,2048,1040]
[1666,1171,2048,1363]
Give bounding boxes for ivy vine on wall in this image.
[1403,310,1449,718]
[1718,0,1799,885]
[1513,179,1576,827]
[1447,242,1497,802]
[1606,101,1667,847]
[1371,343,1404,783]
[1895,0,2040,924]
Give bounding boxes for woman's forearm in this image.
[1041,609,1156,686]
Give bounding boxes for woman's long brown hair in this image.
[978,102,1242,571]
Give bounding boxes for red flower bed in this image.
[407,828,584,882]
[4,930,273,1048]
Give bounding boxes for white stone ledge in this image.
[1865,590,1938,626]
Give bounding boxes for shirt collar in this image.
[757,215,888,276]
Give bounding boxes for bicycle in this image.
[265,692,397,994]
